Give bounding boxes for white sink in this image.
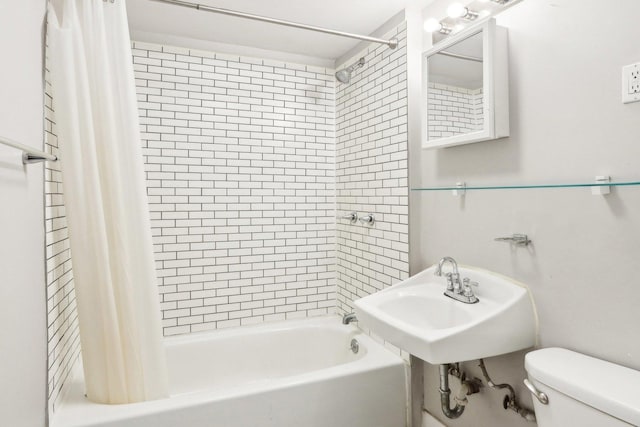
[354,264,537,364]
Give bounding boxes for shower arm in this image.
[346,57,366,73]
[148,0,398,49]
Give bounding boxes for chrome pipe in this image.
[439,364,466,419]
[0,135,58,164]
[148,0,399,49]
[479,359,537,422]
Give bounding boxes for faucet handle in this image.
[462,278,478,297]
[451,272,461,292]
[359,213,375,225]
[341,212,358,223]
[445,272,455,291]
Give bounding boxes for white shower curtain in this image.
[47,0,169,404]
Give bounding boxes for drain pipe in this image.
[439,364,466,419]
[478,359,536,422]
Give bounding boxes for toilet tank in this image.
[525,348,640,427]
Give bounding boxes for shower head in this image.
[335,57,366,84]
[335,69,351,84]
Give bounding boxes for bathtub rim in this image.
[51,315,407,427]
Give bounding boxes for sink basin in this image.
[354,265,537,364]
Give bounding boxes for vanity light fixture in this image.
[453,23,467,33]
[423,18,453,34]
[447,3,479,20]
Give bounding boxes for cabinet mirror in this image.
[423,19,509,149]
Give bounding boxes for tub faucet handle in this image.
[358,213,375,225]
[341,212,358,223]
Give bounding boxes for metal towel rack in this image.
[0,135,58,164]
[494,234,531,246]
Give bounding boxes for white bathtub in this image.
[51,316,408,427]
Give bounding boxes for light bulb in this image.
[424,18,442,33]
[447,3,468,18]
[447,3,479,20]
[423,18,452,34]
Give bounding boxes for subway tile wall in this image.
[335,23,410,314]
[427,82,483,139]
[44,28,411,408]
[44,69,81,412]
[132,42,337,335]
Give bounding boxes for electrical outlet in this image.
[622,63,640,103]
[629,68,640,93]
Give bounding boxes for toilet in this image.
[525,348,640,426]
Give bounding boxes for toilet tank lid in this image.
[525,348,640,426]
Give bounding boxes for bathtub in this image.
[51,316,408,427]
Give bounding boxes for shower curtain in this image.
[47,0,168,404]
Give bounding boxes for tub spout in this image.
[342,313,358,325]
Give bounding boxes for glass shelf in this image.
[411,181,640,192]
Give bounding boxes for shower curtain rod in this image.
[148,0,398,49]
[0,135,58,164]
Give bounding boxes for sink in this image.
[354,264,537,364]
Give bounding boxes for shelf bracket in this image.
[452,182,466,196]
[591,176,611,196]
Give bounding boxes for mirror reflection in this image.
[427,31,483,141]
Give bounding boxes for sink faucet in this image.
[435,257,479,304]
[435,256,461,293]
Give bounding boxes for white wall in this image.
[411,0,640,426]
[0,1,47,426]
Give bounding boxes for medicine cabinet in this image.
[423,19,509,149]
